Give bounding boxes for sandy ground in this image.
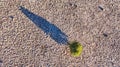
[0,0,120,67]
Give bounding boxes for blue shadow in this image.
[19,6,68,45]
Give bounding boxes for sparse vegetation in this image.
[68,41,83,57]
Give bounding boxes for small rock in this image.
[67,2,77,10]
[98,6,103,11]
[103,33,108,37]
[9,16,14,19]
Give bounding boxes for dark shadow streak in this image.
[19,6,68,45]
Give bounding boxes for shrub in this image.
[68,41,83,57]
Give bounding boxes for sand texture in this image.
[0,0,120,67]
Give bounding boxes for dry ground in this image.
[0,0,120,67]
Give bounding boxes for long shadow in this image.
[19,6,68,45]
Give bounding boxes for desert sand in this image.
[0,0,120,67]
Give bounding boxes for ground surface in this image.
[0,0,120,67]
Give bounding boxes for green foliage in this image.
[68,41,83,57]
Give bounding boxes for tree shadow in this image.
[19,6,68,45]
